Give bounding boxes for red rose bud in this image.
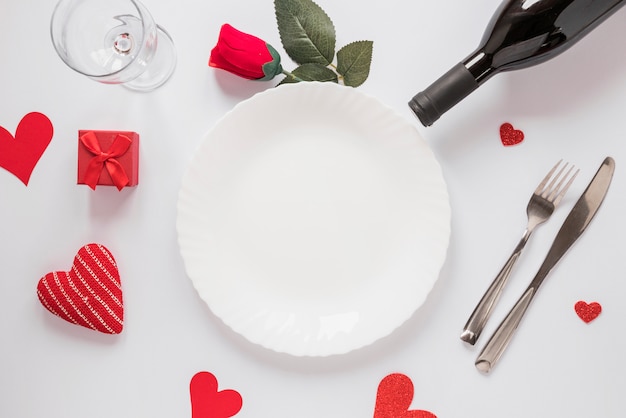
[209,24,283,81]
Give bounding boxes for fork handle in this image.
[460,230,532,345]
[474,284,538,373]
[460,251,521,345]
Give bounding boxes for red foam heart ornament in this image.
[374,373,437,418]
[500,122,524,146]
[575,301,602,323]
[36,243,123,334]
[0,112,53,185]
[190,372,243,418]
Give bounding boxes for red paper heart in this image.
[374,373,437,418]
[575,301,602,323]
[0,112,53,185]
[499,122,524,146]
[190,372,243,418]
[36,243,123,334]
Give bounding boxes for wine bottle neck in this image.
[408,62,479,126]
[408,48,500,126]
[463,50,496,84]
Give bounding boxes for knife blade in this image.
[475,156,615,373]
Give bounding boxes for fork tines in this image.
[537,159,579,206]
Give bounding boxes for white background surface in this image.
[1,1,625,417]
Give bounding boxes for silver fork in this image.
[460,160,579,345]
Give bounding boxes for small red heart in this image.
[190,372,242,418]
[0,112,53,185]
[36,243,123,334]
[499,122,524,146]
[374,373,437,418]
[575,301,602,323]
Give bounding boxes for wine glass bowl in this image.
[51,0,176,91]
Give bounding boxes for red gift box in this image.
[77,130,139,190]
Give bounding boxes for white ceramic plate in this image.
[177,82,450,356]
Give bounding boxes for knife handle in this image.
[475,284,537,373]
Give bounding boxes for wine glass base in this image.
[123,25,176,92]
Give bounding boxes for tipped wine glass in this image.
[50,0,176,91]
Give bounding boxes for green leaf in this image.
[336,41,373,87]
[279,63,338,85]
[274,0,336,66]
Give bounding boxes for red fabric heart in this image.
[374,373,437,418]
[190,372,243,418]
[0,112,53,185]
[499,122,524,146]
[36,243,123,334]
[575,301,602,323]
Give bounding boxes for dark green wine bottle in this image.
[409,0,626,126]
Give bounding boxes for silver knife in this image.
[475,156,615,373]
